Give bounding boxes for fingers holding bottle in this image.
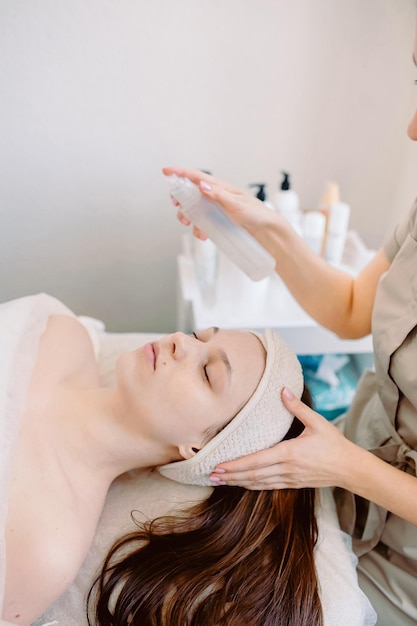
[162,166,276,238]
[163,166,233,192]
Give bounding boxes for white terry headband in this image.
[158,328,303,486]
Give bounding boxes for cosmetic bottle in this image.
[193,237,219,306]
[318,181,340,255]
[319,181,340,216]
[167,175,276,281]
[274,171,302,235]
[249,183,275,210]
[302,211,326,256]
[324,202,351,266]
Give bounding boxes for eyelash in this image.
[192,332,210,383]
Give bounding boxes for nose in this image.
[169,331,199,360]
[407,107,417,140]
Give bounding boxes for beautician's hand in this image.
[210,387,356,490]
[162,166,275,240]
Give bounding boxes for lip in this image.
[144,343,156,369]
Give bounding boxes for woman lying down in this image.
[1,293,375,626]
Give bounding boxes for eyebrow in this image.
[219,349,232,383]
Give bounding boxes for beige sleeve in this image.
[384,198,417,261]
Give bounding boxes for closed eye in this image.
[192,332,210,384]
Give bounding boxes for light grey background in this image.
[1,0,416,331]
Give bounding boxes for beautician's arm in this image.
[245,219,390,340]
[163,167,390,339]
[212,389,417,527]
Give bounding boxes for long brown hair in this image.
[88,392,322,625]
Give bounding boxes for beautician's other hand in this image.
[210,387,357,490]
[162,166,275,241]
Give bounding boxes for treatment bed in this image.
[0,295,376,625]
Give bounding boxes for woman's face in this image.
[408,21,417,140]
[116,328,266,458]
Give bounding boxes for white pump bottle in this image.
[274,171,302,235]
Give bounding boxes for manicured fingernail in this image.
[200,181,212,192]
[211,480,227,486]
[283,387,294,400]
[210,475,222,483]
[180,216,190,225]
[212,468,226,474]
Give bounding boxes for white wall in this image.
[1,0,416,331]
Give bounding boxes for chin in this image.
[115,351,140,388]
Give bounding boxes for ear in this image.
[178,444,200,460]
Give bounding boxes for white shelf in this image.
[176,252,373,356]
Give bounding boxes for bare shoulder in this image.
[4,461,106,625]
[31,314,100,388]
[3,315,103,624]
[3,512,93,625]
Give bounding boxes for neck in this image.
[52,386,176,487]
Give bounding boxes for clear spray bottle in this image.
[167,175,276,281]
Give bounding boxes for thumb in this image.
[282,387,326,429]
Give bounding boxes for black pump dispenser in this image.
[249,183,267,202]
[280,171,291,191]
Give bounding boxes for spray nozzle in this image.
[166,174,200,207]
[249,183,267,202]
